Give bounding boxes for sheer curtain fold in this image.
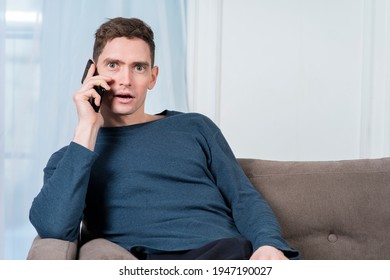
[0,0,6,260]
[359,0,390,158]
[1,0,187,259]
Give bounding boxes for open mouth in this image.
[114,93,135,103]
[116,94,134,99]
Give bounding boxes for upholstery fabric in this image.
[238,158,390,259]
[27,236,77,260]
[78,238,137,260]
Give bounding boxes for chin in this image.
[111,109,135,116]
[108,103,134,114]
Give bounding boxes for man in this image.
[30,17,299,260]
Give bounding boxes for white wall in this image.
[187,0,390,161]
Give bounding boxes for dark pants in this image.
[131,238,253,260]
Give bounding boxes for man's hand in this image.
[250,245,288,260]
[73,61,111,151]
[74,62,111,126]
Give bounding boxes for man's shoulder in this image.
[166,110,216,126]
[163,111,220,138]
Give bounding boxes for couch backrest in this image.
[238,157,390,260]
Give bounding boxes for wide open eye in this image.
[135,65,145,72]
[108,62,117,69]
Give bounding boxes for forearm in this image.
[73,122,101,151]
[233,196,300,259]
[29,142,98,241]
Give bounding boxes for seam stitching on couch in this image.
[247,170,390,178]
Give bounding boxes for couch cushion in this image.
[238,157,390,260]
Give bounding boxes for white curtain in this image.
[187,0,390,161]
[359,0,390,159]
[1,0,187,259]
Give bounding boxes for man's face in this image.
[96,37,158,123]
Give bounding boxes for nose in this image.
[117,67,132,86]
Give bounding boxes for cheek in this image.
[138,77,155,89]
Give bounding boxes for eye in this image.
[107,62,117,69]
[135,65,145,72]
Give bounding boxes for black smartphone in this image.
[81,59,106,112]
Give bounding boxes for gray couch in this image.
[27,157,390,259]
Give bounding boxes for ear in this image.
[148,66,159,90]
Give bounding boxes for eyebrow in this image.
[102,58,151,68]
[102,58,123,65]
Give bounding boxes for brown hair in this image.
[93,17,155,66]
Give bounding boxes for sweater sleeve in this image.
[29,142,98,241]
[206,126,299,259]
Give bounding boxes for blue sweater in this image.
[30,110,297,257]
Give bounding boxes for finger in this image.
[90,89,102,107]
[74,87,101,103]
[93,76,112,91]
[86,60,96,80]
[80,77,111,95]
[80,62,96,90]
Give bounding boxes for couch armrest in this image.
[27,236,78,260]
[78,238,138,260]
